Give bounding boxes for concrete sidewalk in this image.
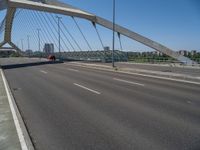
[0,69,34,150]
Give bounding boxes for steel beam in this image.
[8,0,96,21]
[95,17,195,64]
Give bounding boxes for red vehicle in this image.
[47,55,56,61]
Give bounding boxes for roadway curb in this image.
[68,62,200,85]
[1,69,35,150]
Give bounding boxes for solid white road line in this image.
[67,68,79,72]
[113,78,145,87]
[74,83,101,95]
[40,70,47,74]
[1,70,28,150]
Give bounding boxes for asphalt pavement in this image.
[84,62,200,77]
[2,60,200,150]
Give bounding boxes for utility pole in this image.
[27,35,30,50]
[112,0,116,67]
[37,28,41,58]
[27,35,30,57]
[21,39,24,51]
[56,16,62,60]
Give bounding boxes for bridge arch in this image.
[0,0,196,65]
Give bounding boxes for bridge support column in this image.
[0,7,21,52]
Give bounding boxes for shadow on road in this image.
[0,60,64,70]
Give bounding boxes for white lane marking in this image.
[74,83,101,95]
[113,78,145,86]
[40,70,47,74]
[67,68,79,72]
[1,70,28,150]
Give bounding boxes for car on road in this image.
[47,55,56,61]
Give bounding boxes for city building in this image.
[0,49,16,57]
[151,51,163,56]
[179,50,188,56]
[104,46,110,51]
[43,43,54,54]
[191,50,197,56]
[25,49,33,55]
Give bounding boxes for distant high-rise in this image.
[104,46,110,51]
[43,43,54,54]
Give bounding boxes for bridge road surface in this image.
[82,62,200,77]
[3,62,200,150]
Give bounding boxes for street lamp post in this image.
[21,39,24,51]
[112,0,116,67]
[37,28,41,58]
[27,35,30,57]
[27,35,30,50]
[56,16,62,60]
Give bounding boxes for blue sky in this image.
[0,0,200,52]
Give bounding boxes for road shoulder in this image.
[68,62,200,85]
[0,69,34,150]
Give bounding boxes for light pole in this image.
[27,35,30,57]
[27,35,30,50]
[37,28,41,58]
[112,0,116,67]
[21,39,24,51]
[56,16,62,60]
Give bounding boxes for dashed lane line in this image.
[67,68,79,72]
[74,83,101,95]
[40,70,47,74]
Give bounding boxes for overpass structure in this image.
[0,0,196,65]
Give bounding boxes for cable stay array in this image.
[8,8,128,62]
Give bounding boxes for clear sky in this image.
[0,0,200,52]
